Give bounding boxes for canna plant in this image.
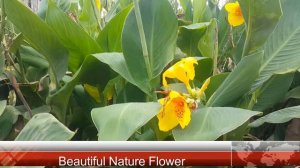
[0,0,300,142]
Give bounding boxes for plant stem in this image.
[91,0,103,30]
[133,0,158,101]
[0,0,6,41]
[213,21,219,75]
[133,0,152,80]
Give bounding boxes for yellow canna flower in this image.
[196,77,211,99]
[163,57,198,90]
[157,91,191,132]
[225,1,244,27]
[95,0,101,10]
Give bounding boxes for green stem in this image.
[0,0,6,40]
[133,0,158,101]
[213,25,218,75]
[91,0,103,30]
[133,0,152,80]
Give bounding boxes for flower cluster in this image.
[157,57,210,132]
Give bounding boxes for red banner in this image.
[1,142,300,166]
[0,151,230,166]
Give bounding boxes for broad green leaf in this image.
[47,54,111,122]
[0,106,20,140]
[94,53,151,95]
[173,107,261,140]
[252,0,300,90]
[207,51,263,107]
[78,0,98,36]
[253,73,294,111]
[97,5,133,52]
[226,122,250,141]
[22,105,52,120]
[238,0,282,55]
[198,19,218,59]
[217,5,229,52]
[249,106,300,127]
[4,0,68,83]
[285,86,300,100]
[20,46,49,69]
[46,0,102,72]
[15,113,75,141]
[194,57,213,84]
[177,23,209,56]
[91,102,160,140]
[38,0,73,19]
[122,0,178,91]
[205,73,229,100]
[0,100,6,117]
[193,0,206,23]
[179,0,193,21]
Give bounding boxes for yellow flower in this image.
[95,0,101,10]
[225,1,244,27]
[196,77,211,98]
[163,57,198,90]
[157,91,191,132]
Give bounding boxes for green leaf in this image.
[285,86,300,100]
[46,0,102,72]
[205,73,229,100]
[0,100,6,117]
[198,19,218,58]
[192,0,207,23]
[0,106,20,140]
[194,57,213,83]
[91,102,160,140]
[78,0,98,35]
[253,73,294,111]
[173,107,261,140]
[238,0,282,55]
[252,0,300,90]
[122,0,178,90]
[97,5,133,52]
[249,106,300,127]
[15,113,75,141]
[20,46,49,69]
[47,54,111,122]
[4,0,68,83]
[179,0,193,21]
[177,23,209,56]
[38,0,73,19]
[207,51,263,107]
[94,53,151,95]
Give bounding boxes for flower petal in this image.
[157,99,180,132]
[225,2,239,13]
[198,78,211,95]
[162,57,197,88]
[173,97,191,129]
[228,14,244,27]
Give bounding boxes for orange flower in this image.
[225,2,244,27]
